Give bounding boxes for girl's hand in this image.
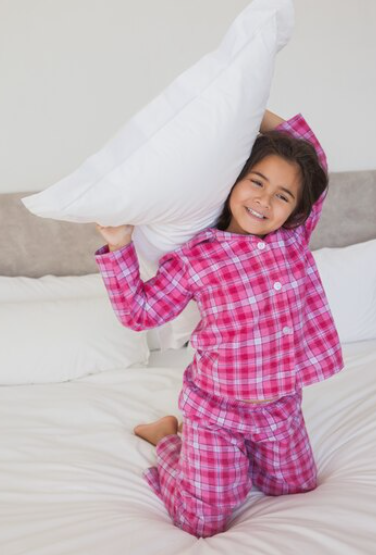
[95,223,134,251]
[260,110,285,133]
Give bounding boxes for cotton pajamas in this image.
[95,114,344,402]
[94,113,342,538]
[143,372,317,538]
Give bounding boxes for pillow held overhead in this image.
[22,0,294,265]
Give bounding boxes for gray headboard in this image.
[1,169,376,278]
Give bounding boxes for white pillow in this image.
[312,238,376,344]
[0,274,149,384]
[21,0,294,268]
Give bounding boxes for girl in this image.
[94,110,344,538]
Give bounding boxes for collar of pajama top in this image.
[95,113,344,401]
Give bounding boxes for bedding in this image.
[312,238,376,343]
[0,273,149,384]
[1,339,376,554]
[1,167,376,553]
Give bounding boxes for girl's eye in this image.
[277,194,289,202]
[249,179,289,202]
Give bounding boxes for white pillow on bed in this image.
[312,238,376,344]
[21,0,294,267]
[0,274,149,385]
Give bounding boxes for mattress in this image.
[1,340,376,555]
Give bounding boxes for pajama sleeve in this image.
[94,242,193,331]
[275,113,328,244]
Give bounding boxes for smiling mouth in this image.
[245,207,267,220]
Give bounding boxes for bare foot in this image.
[134,415,178,446]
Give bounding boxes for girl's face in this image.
[226,155,302,237]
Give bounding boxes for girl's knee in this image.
[173,492,234,538]
[175,512,229,538]
[259,473,318,496]
[297,473,318,493]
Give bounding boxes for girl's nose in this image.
[255,193,271,209]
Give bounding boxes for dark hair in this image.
[215,130,329,231]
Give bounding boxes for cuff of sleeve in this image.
[275,113,304,133]
[274,113,328,173]
[95,244,110,256]
[95,242,135,258]
[94,241,137,275]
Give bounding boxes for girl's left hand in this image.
[95,223,134,251]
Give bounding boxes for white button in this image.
[257,242,265,250]
[273,282,282,291]
[283,326,292,335]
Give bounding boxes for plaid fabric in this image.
[276,113,329,241]
[95,113,344,401]
[144,381,317,537]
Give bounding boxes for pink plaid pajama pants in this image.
[143,371,317,538]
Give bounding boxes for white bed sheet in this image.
[1,340,376,555]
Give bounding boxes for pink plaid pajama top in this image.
[95,114,344,402]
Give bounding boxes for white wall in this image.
[1,0,375,194]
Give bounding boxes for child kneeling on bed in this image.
[94,109,344,538]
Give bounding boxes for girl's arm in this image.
[94,241,193,332]
[275,114,327,172]
[260,110,285,133]
[274,113,329,242]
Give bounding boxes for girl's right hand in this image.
[95,223,134,251]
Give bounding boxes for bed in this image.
[1,169,376,554]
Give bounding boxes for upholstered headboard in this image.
[1,169,376,277]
